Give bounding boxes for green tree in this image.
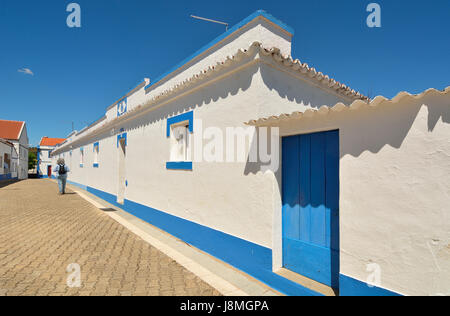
[28,151,37,170]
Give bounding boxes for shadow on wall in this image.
[259,62,356,110]
[241,89,450,233]
[64,61,259,151]
[242,90,450,199]
[339,90,450,158]
[244,126,279,175]
[117,63,259,137]
[244,88,450,178]
[240,89,449,292]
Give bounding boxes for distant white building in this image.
[51,11,450,296]
[0,138,18,180]
[0,120,29,180]
[37,137,66,178]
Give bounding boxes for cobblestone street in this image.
[0,179,221,296]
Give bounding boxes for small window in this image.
[80,147,84,167]
[170,124,190,162]
[166,111,193,170]
[93,143,99,167]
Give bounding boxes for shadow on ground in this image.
[0,180,22,189]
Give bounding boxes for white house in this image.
[51,11,450,296]
[0,138,18,180]
[0,119,29,180]
[37,137,66,178]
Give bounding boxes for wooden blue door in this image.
[282,130,340,288]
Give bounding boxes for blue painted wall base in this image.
[0,174,17,181]
[44,178,405,296]
[339,274,402,296]
[62,179,320,296]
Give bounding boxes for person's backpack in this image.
[58,164,67,175]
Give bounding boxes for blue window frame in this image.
[166,162,193,170]
[166,111,194,137]
[166,111,194,171]
[117,98,127,117]
[117,133,127,147]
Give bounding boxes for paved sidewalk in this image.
[0,179,221,296]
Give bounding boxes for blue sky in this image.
[1,0,449,146]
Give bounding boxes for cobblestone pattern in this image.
[0,179,221,296]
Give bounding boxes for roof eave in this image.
[245,86,450,126]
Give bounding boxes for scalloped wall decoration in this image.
[245,86,450,126]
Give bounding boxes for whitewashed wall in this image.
[6,144,18,179]
[38,146,52,177]
[276,90,450,296]
[145,17,292,103]
[51,16,355,250]
[0,142,12,176]
[49,11,450,296]
[9,128,28,180]
[52,59,353,250]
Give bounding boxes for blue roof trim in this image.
[145,10,293,91]
[257,10,294,34]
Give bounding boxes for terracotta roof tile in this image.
[39,137,66,147]
[0,120,25,140]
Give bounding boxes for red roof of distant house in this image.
[0,120,25,140]
[39,137,66,147]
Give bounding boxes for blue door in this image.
[282,130,340,288]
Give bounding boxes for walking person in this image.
[55,158,70,195]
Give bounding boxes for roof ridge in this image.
[144,10,294,91]
[141,41,367,110]
[39,136,67,147]
[52,41,370,154]
[0,119,25,123]
[257,43,369,101]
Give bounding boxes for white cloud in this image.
[18,68,34,76]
